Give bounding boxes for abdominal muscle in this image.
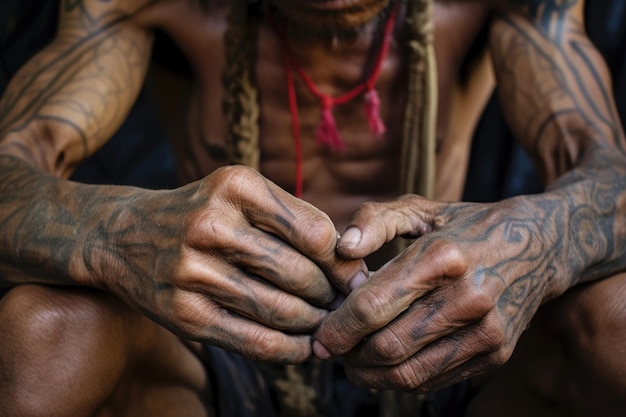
[148,0,493,268]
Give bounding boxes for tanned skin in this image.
[314,1,626,415]
[0,0,624,416]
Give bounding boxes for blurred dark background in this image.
[1,0,625,197]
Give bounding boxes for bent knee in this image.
[0,284,134,350]
[556,274,626,407]
[0,285,135,416]
[560,273,626,350]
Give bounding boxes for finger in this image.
[346,324,488,391]
[231,227,340,307]
[313,239,469,359]
[347,278,490,367]
[189,199,340,307]
[233,170,368,296]
[345,321,508,392]
[183,252,328,333]
[415,351,497,393]
[337,195,442,260]
[313,258,426,359]
[193,300,315,363]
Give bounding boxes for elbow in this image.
[534,114,615,186]
[0,120,85,178]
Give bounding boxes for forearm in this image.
[0,153,187,294]
[522,147,626,293]
[491,3,625,179]
[0,1,160,289]
[489,1,626,290]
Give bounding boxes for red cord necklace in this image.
[272,4,399,197]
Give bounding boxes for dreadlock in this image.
[222,0,436,200]
[222,0,261,168]
[400,0,437,199]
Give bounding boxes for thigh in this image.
[0,284,213,417]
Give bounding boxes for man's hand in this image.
[98,165,366,363]
[313,194,570,391]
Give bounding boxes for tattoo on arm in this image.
[0,0,154,173]
[494,0,625,170]
[0,152,197,295]
[457,0,626,327]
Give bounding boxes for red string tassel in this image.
[316,98,345,150]
[364,89,385,139]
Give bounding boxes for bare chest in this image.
[144,0,490,229]
[155,5,406,199]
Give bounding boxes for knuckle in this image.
[355,201,384,219]
[479,320,507,350]
[266,292,292,325]
[397,193,421,203]
[190,214,233,248]
[286,262,317,291]
[427,240,469,277]
[275,252,331,301]
[487,345,514,367]
[351,287,388,326]
[291,271,334,304]
[463,287,494,318]
[369,328,412,364]
[266,292,319,331]
[301,214,337,255]
[209,165,264,202]
[168,294,211,335]
[245,329,284,361]
[214,165,258,189]
[359,201,381,215]
[390,359,426,390]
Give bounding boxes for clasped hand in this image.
[117,166,560,384]
[108,165,366,363]
[315,194,564,392]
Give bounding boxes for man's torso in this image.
[138,0,494,265]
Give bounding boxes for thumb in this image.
[337,196,440,259]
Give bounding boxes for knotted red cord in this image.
[275,3,398,197]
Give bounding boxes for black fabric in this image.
[203,346,278,417]
[0,1,58,87]
[203,346,380,417]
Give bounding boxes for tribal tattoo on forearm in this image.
[0,151,219,311]
[443,0,626,337]
[494,2,626,281]
[0,0,164,286]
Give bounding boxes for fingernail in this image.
[329,294,346,310]
[349,271,367,290]
[338,227,361,248]
[312,340,332,360]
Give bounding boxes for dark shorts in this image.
[203,345,379,417]
[203,345,470,417]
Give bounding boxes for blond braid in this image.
[400,0,437,199]
[384,3,437,413]
[222,0,261,169]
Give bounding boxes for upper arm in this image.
[0,0,156,178]
[489,0,626,184]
